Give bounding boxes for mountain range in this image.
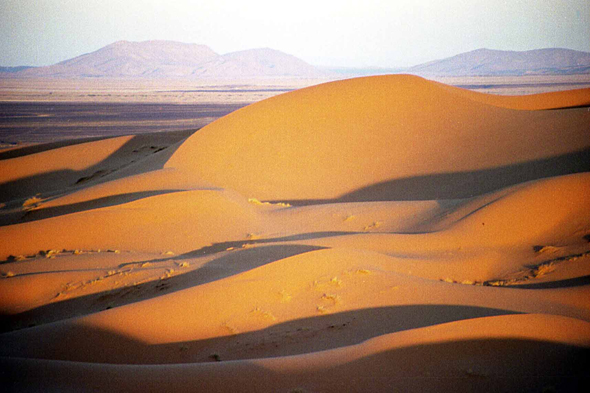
[407,48,590,76]
[6,40,324,78]
[0,66,35,73]
[2,41,590,78]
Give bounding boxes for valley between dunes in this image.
[1,75,590,392]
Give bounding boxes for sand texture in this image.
[1,75,589,392]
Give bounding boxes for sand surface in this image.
[1,75,589,392]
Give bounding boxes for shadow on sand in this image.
[0,190,186,226]
[0,244,325,332]
[272,147,590,205]
[3,337,588,393]
[3,236,590,333]
[1,305,521,364]
[505,274,590,290]
[0,129,195,204]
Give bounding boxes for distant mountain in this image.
[6,44,589,79]
[190,48,324,77]
[16,40,218,78]
[0,66,36,73]
[321,66,406,77]
[408,48,590,76]
[8,40,326,78]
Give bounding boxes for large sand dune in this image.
[166,75,590,200]
[1,75,589,392]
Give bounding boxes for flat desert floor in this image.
[1,74,590,392]
[1,74,589,145]
[0,77,310,145]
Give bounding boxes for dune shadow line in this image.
[0,244,324,333]
[0,305,521,364]
[272,147,590,205]
[0,135,121,161]
[503,274,590,290]
[0,129,195,203]
[3,338,588,393]
[169,232,351,260]
[0,190,186,227]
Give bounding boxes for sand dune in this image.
[165,75,590,200]
[1,75,589,392]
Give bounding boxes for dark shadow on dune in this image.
[503,274,590,290]
[271,148,590,205]
[3,339,588,393]
[310,339,590,393]
[0,129,195,203]
[166,232,352,260]
[0,305,520,364]
[167,244,325,288]
[0,135,120,161]
[546,103,590,110]
[0,244,324,333]
[0,190,185,227]
[157,305,524,364]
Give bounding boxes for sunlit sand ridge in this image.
[1,75,589,392]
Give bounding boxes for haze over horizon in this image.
[1,0,589,68]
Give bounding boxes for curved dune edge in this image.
[0,189,262,258]
[165,75,590,200]
[1,172,588,278]
[436,80,590,110]
[0,136,134,185]
[2,239,589,363]
[3,315,590,393]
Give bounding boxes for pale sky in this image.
[1,0,589,68]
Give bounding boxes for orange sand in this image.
[1,75,589,392]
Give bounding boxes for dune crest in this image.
[166,75,590,200]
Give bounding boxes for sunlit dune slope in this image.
[166,74,590,200]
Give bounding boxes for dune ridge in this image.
[1,75,589,392]
[165,75,590,200]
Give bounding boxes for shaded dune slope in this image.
[4,315,590,393]
[1,75,590,392]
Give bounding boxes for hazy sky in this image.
[1,0,589,67]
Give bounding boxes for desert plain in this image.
[1,74,590,392]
